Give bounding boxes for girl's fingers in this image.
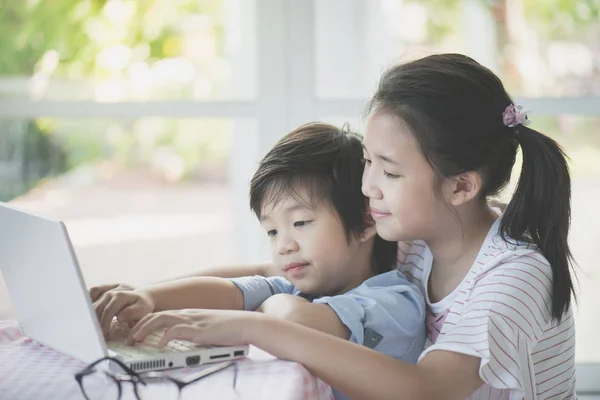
[128,313,185,344]
[127,313,160,343]
[158,324,204,348]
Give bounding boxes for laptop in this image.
[0,202,249,372]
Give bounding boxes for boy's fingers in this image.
[89,284,119,302]
[116,303,146,325]
[93,294,112,323]
[100,295,131,337]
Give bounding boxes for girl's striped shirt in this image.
[397,218,576,400]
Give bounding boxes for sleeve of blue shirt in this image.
[313,270,426,363]
[228,276,297,311]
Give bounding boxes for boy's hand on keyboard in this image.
[89,283,136,302]
[127,309,264,348]
[93,289,155,339]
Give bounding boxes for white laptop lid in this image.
[0,202,108,363]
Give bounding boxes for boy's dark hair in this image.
[249,122,395,275]
[368,53,575,320]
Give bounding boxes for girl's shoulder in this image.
[468,230,555,332]
[395,240,429,290]
[475,229,553,281]
[394,227,554,298]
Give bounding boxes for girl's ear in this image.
[443,171,483,206]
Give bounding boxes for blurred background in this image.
[0,0,598,393]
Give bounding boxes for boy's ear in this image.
[359,214,378,243]
[359,224,377,242]
[443,171,482,206]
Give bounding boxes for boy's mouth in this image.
[284,262,310,277]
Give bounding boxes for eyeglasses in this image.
[74,356,238,400]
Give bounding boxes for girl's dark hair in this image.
[368,53,575,320]
[250,122,396,275]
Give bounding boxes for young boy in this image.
[93,123,425,365]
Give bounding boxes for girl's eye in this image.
[267,230,277,237]
[294,220,311,228]
[362,157,372,165]
[384,171,400,179]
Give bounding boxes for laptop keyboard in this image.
[107,319,211,358]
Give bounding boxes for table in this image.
[0,320,334,400]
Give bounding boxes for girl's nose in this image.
[362,171,383,200]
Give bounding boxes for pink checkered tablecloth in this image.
[0,320,334,400]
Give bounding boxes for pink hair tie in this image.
[502,104,530,128]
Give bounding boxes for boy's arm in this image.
[90,262,276,302]
[142,277,244,311]
[96,277,244,337]
[229,276,296,310]
[160,262,278,281]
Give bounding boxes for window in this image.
[0,0,597,393]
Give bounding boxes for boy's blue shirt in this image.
[229,270,426,364]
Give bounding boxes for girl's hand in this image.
[127,309,264,348]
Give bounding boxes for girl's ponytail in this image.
[501,126,576,321]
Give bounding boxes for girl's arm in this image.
[130,310,484,400]
[257,294,351,339]
[247,317,484,400]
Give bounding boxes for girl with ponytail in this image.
[360,53,576,398]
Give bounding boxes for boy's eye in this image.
[362,157,371,165]
[294,220,311,228]
[384,171,400,179]
[266,230,277,237]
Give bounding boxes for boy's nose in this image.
[277,235,299,255]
